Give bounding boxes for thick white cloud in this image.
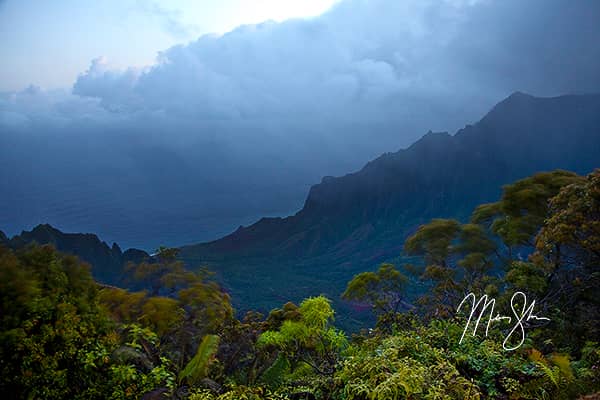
[66,0,600,132]
[1,0,599,249]
[72,57,143,112]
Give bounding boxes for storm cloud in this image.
[1,0,599,249]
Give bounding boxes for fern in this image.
[179,334,220,386]
[537,362,561,388]
[529,349,574,388]
[550,353,574,382]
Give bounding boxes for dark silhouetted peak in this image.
[6,224,149,284]
[487,91,536,113]
[28,223,61,238]
[490,90,532,105]
[111,242,122,254]
[0,230,8,246]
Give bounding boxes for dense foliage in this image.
[1,169,599,399]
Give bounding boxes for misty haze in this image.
[2,0,599,249]
[1,0,599,399]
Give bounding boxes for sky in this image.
[0,0,340,90]
[1,0,600,250]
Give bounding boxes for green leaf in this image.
[178,334,220,386]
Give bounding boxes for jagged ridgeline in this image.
[2,223,149,285]
[3,92,600,329]
[177,92,600,324]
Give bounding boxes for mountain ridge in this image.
[182,92,600,261]
[178,92,600,318]
[2,223,149,284]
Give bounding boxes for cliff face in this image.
[178,92,600,317]
[181,92,600,263]
[5,224,149,284]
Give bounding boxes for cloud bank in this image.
[1,0,599,249]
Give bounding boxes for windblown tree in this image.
[342,263,410,330]
[527,169,600,353]
[403,171,586,319]
[124,247,196,297]
[404,219,497,317]
[471,170,583,263]
[117,247,234,338]
[101,248,233,379]
[468,170,597,352]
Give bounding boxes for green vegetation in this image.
[1,169,599,399]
